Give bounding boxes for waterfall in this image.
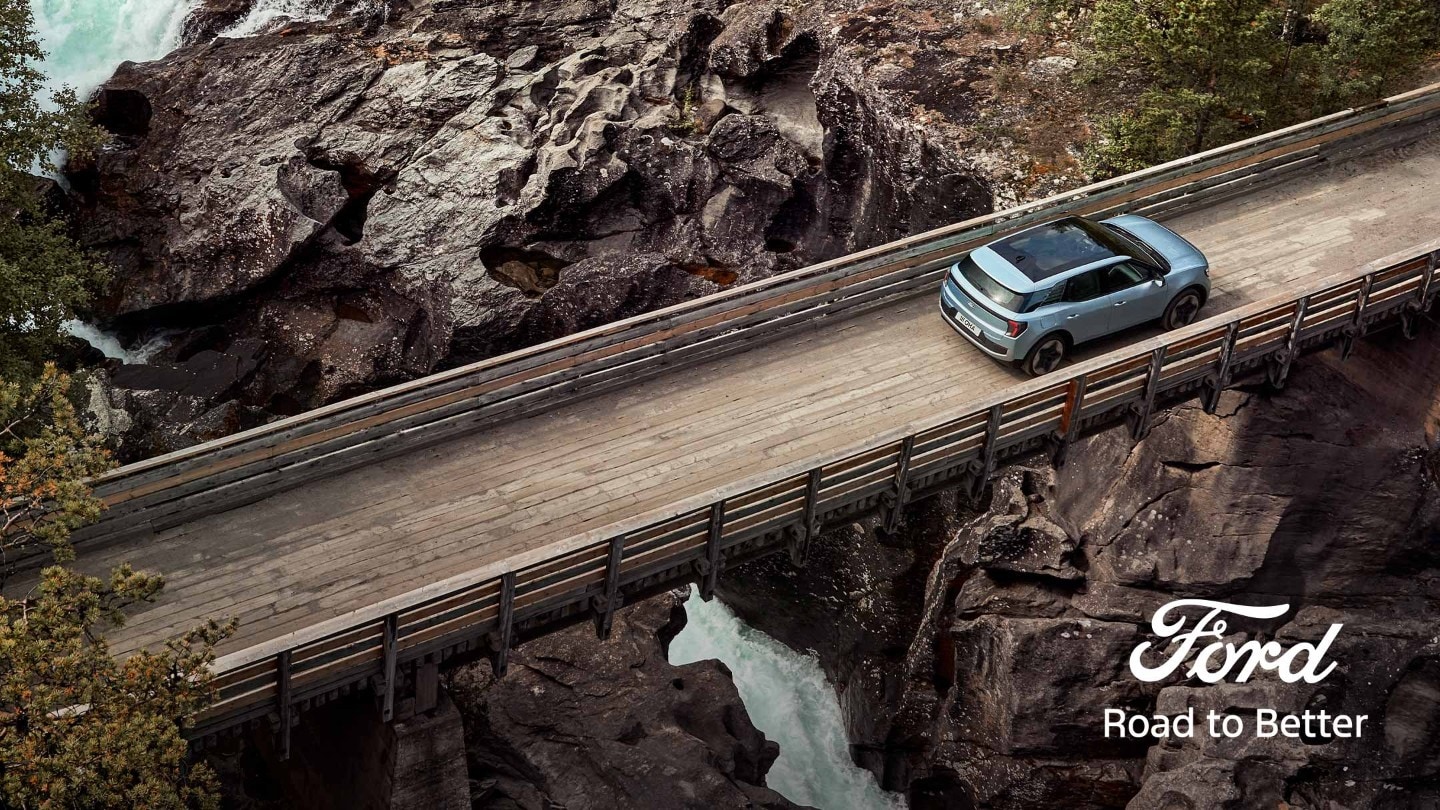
[30,0,198,101]
[670,587,908,810]
[219,0,344,37]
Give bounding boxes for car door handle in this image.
[1066,313,1080,319]
[1113,301,1127,306]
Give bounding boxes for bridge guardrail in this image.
[190,237,1440,743]
[80,80,1440,543]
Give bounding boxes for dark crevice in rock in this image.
[1161,459,1223,473]
[92,87,153,139]
[481,245,571,297]
[304,152,395,244]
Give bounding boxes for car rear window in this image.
[956,258,1062,313]
[958,257,1028,312]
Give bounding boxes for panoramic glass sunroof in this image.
[989,217,1121,281]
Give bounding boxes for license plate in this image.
[955,313,980,335]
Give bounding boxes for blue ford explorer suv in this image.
[939,214,1210,375]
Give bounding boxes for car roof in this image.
[976,216,1132,292]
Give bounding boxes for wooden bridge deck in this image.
[62,130,1440,660]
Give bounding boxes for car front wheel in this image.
[1163,289,1204,330]
[1022,334,1068,376]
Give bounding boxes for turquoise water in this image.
[29,0,343,100]
[30,0,196,99]
[671,587,908,810]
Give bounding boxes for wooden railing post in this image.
[698,502,724,601]
[1269,296,1309,388]
[972,403,1004,499]
[791,468,822,567]
[1404,253,1439,339]
[491,572,516,678]
[276,650,292,761]
[380,613,398,722]
[1054,374,1088,466]
[1132,347,1166,441]
[1340,276,1373,361]
[593,535,625,639]
[882,436,915,534]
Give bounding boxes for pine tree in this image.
[0,0,108,382]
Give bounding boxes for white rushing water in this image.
[671,587,908,810]
[30,0,345,104]
[30,0,197,101]
[220,0,344,37]
[62,320,171,363]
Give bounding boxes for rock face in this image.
[71,0,990,456]
[723,327,1440,808]
[447,591,803,809]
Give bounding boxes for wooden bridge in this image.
[30,82,1440,752]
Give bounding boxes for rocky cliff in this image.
[446,591,804,809]
[720,327,1440,808]
[69,0,1024,458]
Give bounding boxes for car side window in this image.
[1097,262,1149,295]
[1062,270,1102,302]
[1024,283,1064,312]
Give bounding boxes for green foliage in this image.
[0,365,112,574]
[669,87,703,136]
[0,367,233,808]
[0,0,109,382]
[1082,0,1440,177]
[0,565,234,809]
[1309,0,1438,108]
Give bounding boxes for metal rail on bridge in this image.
[191,239,1440,746]
[79,81,1440,545]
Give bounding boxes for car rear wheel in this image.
[1022,335,1068,376]
[1163,289,1204,330]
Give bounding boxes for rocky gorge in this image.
[41,0,1440,808]
[719,327,1440,808]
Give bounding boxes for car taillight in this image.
[1007,320,1027,338]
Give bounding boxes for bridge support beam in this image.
[1131,347,1165,441]
[276,650,293,761]
[881,436,915,534]
[592,535,625,639]
[696,501,724,601]
[414,656,440,715]
[970,404,1003,501]
[489,572,516,678]
[380,613,398,722]
[1053,375,1087,467]
[1203,323,1238,413]
[1340,277,1374,361]
[1267,296,1309,389]
[788,469,822,567]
